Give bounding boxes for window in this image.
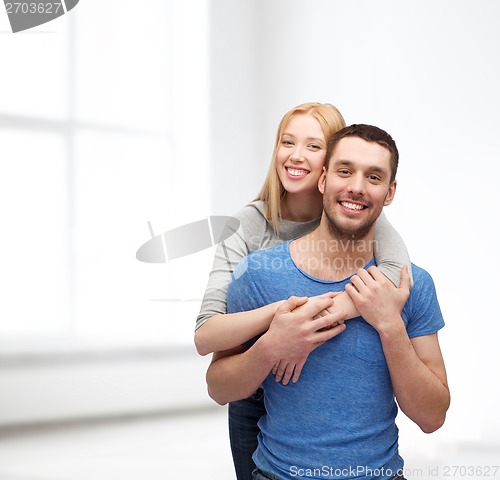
[0,0,210,347]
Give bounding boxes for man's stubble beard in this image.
[323,207,375,243]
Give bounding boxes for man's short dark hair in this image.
[325,124,399,182]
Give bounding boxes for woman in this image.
[195,102,411,479]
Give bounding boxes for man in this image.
[207,125,450,480]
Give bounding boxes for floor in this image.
[0,407,234,480]
[0,407,498,480]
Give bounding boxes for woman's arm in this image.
[374,211,414,287]
[198,291,352,358]
[195,301,283,356]
[195,204,274,355]
[207,296,347,405]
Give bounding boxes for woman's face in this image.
[276,113,327,196]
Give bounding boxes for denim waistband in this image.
[252,468,282,480]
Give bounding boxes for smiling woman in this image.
[276,113,328,221]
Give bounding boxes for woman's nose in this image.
[289,146,305,162]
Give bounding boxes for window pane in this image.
[0,131,69,335]
[73,131,177,343]
[73,0,171,131]
[0,20,69,120]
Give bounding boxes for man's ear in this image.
[318,167,327,194]
[384,179,397,206]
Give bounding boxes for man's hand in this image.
[271,291,344,385]
[345,265,410,333]
[263,295,347,372]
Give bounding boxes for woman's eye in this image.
[282,140,293,146]
[309,144,321,150]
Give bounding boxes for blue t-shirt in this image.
[227,241,445,480]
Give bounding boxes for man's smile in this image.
[339,201,367,213]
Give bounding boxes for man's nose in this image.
[347,174,366,195]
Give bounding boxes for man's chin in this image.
[326,218,374,241]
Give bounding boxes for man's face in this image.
[319,136,396,240]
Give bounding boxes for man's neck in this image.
[290,220,375,282]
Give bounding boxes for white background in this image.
[1,0,499,471]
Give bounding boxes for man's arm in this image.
[346,266,450,433]
[206,296,347,405]
[381,329,449,433]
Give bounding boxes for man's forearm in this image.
[206,337,277,405]
[380,323,450,433]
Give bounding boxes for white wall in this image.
[209,0,500,452]
[1,0,498,465]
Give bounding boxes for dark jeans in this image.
[228,388,266,480]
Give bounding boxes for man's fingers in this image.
[303,297,335,317]
[279,295,308,313]
[292,358,307,383]
[400,265,411,292]
[357,268,377,285]
[314,310,346,331]
[315,322,346,343]
[345,282,359,300]
[318,291,342,300]
[274,360,288,382]
[366,266,384,281]
[281,363,297,386]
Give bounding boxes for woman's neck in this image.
[281,191,323,223]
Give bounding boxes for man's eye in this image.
[338,169,350,175]
[368,175,381,181]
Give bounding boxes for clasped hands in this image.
[270,265,410,385]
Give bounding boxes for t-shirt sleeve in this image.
[405,266,445,339]
[373,211,414,288]
[226,256,263,314]
[195,205,267,330]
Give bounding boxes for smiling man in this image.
[206,125,450,480]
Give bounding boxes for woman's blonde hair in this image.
[255,102,346,234]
